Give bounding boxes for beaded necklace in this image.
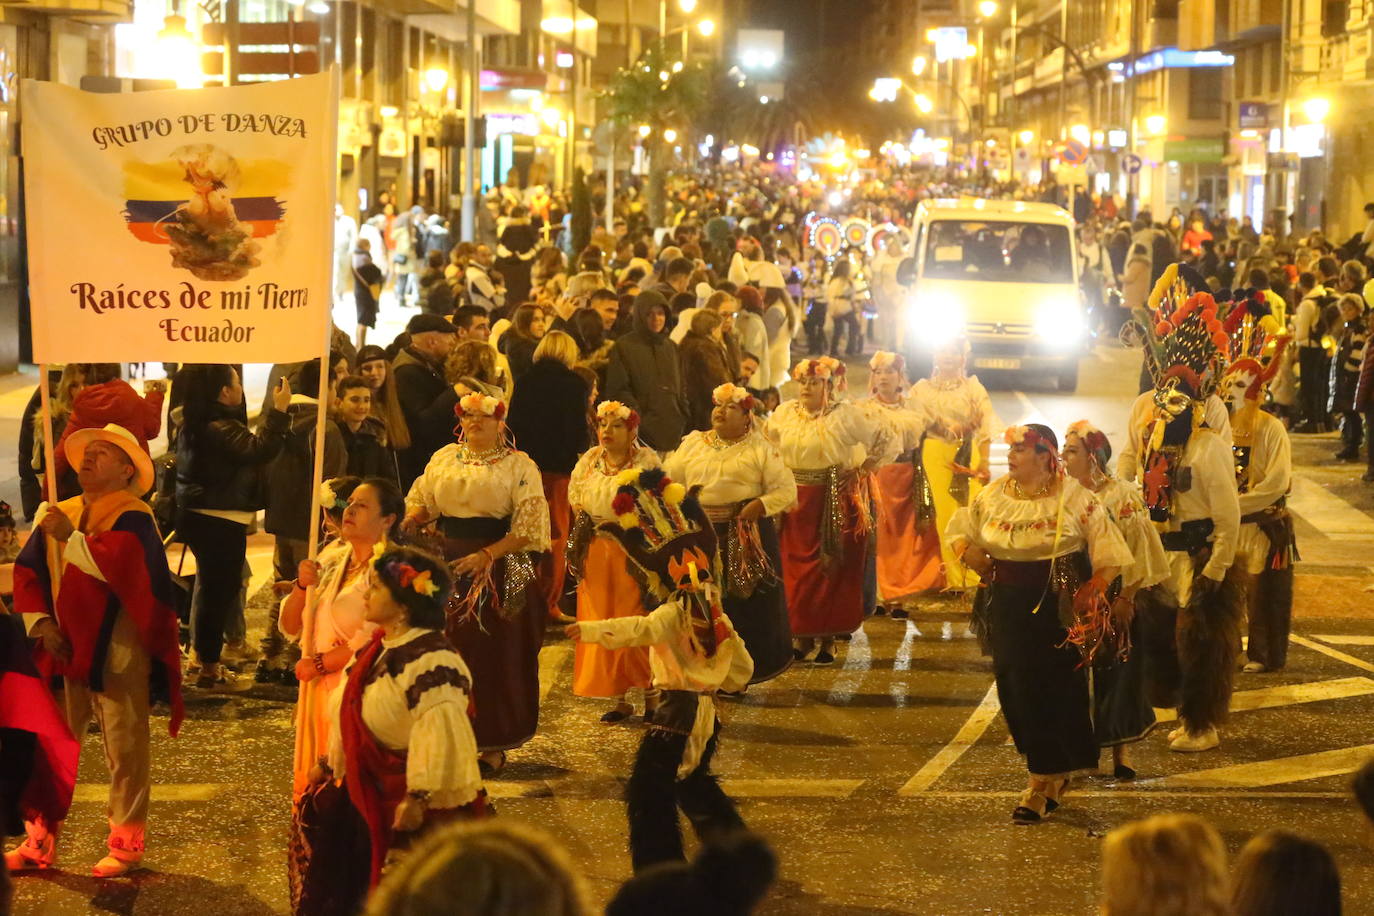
[457,443,509,466]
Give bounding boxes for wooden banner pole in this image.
[37,363,58,508]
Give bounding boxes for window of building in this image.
[1323,0,1349,37]
[1188,67,1223,120]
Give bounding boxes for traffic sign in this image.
[1122,153,1143,175]
[1059,139,1088,165]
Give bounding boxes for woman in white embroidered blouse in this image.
[315,547,488,906]
[765,358,889,665]
[665,383,797,683]
[1062,421,1169,780]
[858,352,943,618]
[403,393,550,773]
[947,424,1131,825]
[906,338,998,589]
[567,401,659,721]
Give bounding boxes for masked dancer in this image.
[1131,265,1242,754]
[665,383,797,683]
[565,469,754,872]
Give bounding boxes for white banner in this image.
[22,70,338,363]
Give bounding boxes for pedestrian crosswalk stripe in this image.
[1290,477,1374,539]
[1310,634,1374,646]
[1151,676,1374,723]
[1291,634,1374,675]
[899,681,1001,795]
[1147,744,1374,789]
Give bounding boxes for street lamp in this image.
[663,128,678,142]
[638,124,652,138]
[697,18,715,37]
[1144,114,1167,136]
[914,93,934,114]
[156,15,203,89]
[1018,129,1034,145]
[911,55,928,76]
[977,0,999,18]
[1301,97,1331,123]
[1068,123,1089,144]
[678,0,697,11]
[423,67,449,93]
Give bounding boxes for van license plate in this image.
[975,358,1021,370]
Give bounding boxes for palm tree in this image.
[601,42,710,227]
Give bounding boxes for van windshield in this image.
[923,220,1074,283]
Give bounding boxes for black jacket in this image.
[264,398,347,541]
[502,334,539,382]
[605,291,688,451]
[507,358,590,475]
[393,346,459,488]
[340,416,400,484]
[176,403,290,515]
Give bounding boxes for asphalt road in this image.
[11,343,1374,915]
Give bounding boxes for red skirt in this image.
[873,463,944,602]
[780,479,868,638]
[538,472,572,620]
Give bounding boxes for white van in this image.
[896,198,1086,391]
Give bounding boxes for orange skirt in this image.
[873,463,944,602]
[538,472,572,620]
[572,536,653,698]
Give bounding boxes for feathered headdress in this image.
[599,468,729,657]
[1139,263,1229,399]
[1220,289,1291,402]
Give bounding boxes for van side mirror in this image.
[896,257,917,286]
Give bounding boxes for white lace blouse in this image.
[905,375,998,444]
[326,628,483,809]
[568,445,661,522]
[856,396,924,464]
[765,399,889,471]
[946,476,1132,570]
[406,445,551,551]
[1091,477,1169,592]
[663,429,798,515]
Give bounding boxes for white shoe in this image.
[1169,726,1220,753]
[1167,725,1185,742]
[1243,661,1268,673]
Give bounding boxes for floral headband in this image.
[596,400,640,428]
[318,480,347,512]
[458,392,506,421]
[1005,424,1059,459]
[869,351,906,374]
[374,556,440,598]
[711,383,755,410]
[1066,420,1111,469]
[792,356,845,381]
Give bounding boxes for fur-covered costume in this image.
[1220,291,1297,671]
[1129,265,1243,748]
[572,468,754,872]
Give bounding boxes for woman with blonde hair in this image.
[507,330,592,624]
[1101,814,1230,916]
[367,820,592,916]
[445,339,504,397]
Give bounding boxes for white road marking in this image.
[914,790,1353,800]
[73,784,224,803]
[1012,391,1043,425]
[1151,676,1374,723]
[1291,634,1374,675]
[1147,744,1374,789]
[1290,476,1374,547]
[898,681,1001,795]
[1311,634,1374,646]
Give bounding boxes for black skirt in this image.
[714,516,792,684]
[985,561,1098,778]
[1092,613,1157,748]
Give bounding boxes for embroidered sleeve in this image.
[1114,488,1169,591]
[508,454,551,551]
[1082,491,1133,573]
[396,650,483,805]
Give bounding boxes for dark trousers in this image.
[830,311,861,357]
[626,716,744,872]
[1298,347,1328,427]
[805,302,828,355]
[1247,567,1294,670]
[1344,410,1366,454]
[180,511,248,665]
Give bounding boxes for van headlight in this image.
[907,292,965,346]
[1034,297,1085,348]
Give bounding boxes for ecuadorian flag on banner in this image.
[121,155,290,244]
